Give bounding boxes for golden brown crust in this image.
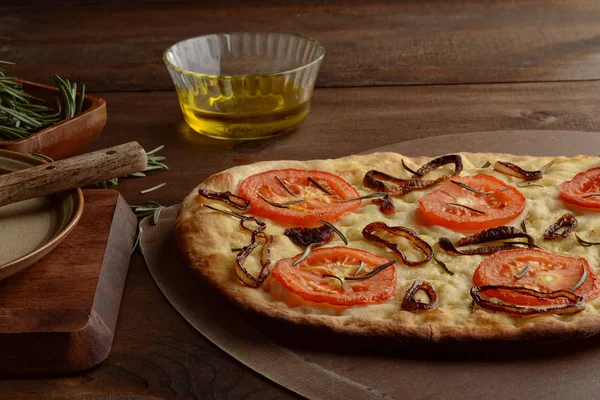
[175,151,600,342]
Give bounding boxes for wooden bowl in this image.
[0,80,107,160]
[0,150,84,280]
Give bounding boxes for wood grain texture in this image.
[2,0,600,91]
[0,142,146,207]
[0,190,136,374]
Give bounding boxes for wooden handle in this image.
[0,142,147,207]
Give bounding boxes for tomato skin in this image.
[238,169,360,227]
[473,249,600,306]
[418,174,526,231]
[559,166,600,209]
[271,246,396,306]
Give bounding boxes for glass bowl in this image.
[164,32,324,140]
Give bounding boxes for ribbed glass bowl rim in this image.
[163,32,325,79]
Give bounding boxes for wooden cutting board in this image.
[0,189,136,375]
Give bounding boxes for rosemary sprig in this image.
[354,261,366,276]
[308,177,332,195]
[322,274,344,290]
[53,74,85,119]
[571,262,588,292]
[275,176,297,197]
[293,242,323,266]
[575,234,600,247]
[0,61,87,140]
[445,202,486,214]
[258,193,304,208]
[319,219,348,245]
[514,264,530,279]
[130,201,165,222]
[402,159,423,176]
[141,182,166,194]
[516,183,544,188]
[341,192,388,202]
[142,145,169,173]
[450,180,493,195]
[344,260,396,281]
[541,159,556,173]
[130,201,165,251]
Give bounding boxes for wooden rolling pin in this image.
[0,142,147,207]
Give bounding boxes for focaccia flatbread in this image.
[176,152,600,342]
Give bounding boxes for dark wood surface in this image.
[3,0,600,91]
[0,190,136,374]
[2,0,600,398]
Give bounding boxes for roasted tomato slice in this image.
[559,166,600,209]
[271,246,396,306]
[473,249,600,306]
[238,169,360,226]
[418,174,526,231]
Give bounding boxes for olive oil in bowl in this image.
[176,77,310,140]
[164,33,324,140]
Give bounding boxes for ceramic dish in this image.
[0,150,83,280]
[0,80,107,160]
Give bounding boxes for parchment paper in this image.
[141,130,600,400]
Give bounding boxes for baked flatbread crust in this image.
[176,152,600,342]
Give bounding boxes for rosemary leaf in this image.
[402,159,423,176]
[354,261,366,277]
[571,262,588,292]
[322,274,344,290]
[308,176,332,195]
[293,242,323,266]
[319,219,348,245]
[450,180,493,195]
[445,202,486,214]
[141,183,166,194]
[514,264,530,279]
[575,234,600,247]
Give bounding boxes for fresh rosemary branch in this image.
[130,201,165,224]
[53,74,85,119]
[140,182,166,194]
[0,61,86,140]
[130,201,166,251]
[129,145,169,177]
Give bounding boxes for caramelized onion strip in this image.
[439,226,535,256]
[363,155,463,196]
[544,213,578,239]
[362,222,433,266]
[198,188,251,211]
[235,230,273,288]
[401,280,439,311]
[372,194,396,215]
[470,285,585,316]
[493,161,542,181]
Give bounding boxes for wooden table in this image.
[2,0,600,398]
